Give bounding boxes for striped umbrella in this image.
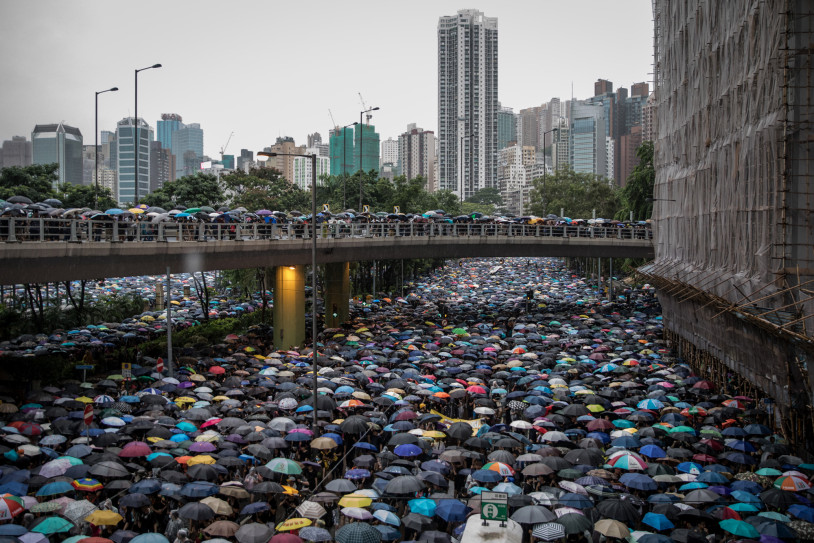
[0,496,24,521]
[532,522,566,541]
[72,478,103,492]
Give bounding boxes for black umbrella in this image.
[511,505,557,524]
[179,501,215,521]
[402,512,434,531]
[384,475,425,495]
[445,422,473,440]
[556,512,593,534]
[596,498,641,524]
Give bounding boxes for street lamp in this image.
[542,128,558,216]
[95,86,118,209]
[258,150,319,429]
[358,106,379,210]
[340,122,358,210]
[134,63,162,205]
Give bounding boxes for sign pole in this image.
[166,266,173,377]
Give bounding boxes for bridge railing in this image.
[0,217,653,243]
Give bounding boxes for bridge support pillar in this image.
[324,262,350,328]
[273,265,305,350]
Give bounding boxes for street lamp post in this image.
[259,150,319,429]
[95,86,118,209]
[341,122,358,210]
[134,63,162,205]
[542,128,558,216]
[358,106,379,210]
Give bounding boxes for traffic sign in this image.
[362,205,370,213]
[74,365,94,370]
[156,357,164,374]
[322,204,330,212]
[394,206,400,213]
[83,404,94,426]
[122,362,132,380]
[481,491,508,522]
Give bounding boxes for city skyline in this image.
[0,1,652,162]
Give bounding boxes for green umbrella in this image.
[555,513,593,534]
[265,457,303,475]
[31,516,74,534]
[452,328,467,335]
[719,519,759,538]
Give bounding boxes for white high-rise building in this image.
[569,101,607,177]
[397,124,436,187]
[380,138,398,169]
[292,148,330,190]
[438,9,498,200]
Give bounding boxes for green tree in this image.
[528,167,621,219]
[616,141,654,221]
[222,168,310,212]
[55,183,117,210]
[0,163,59,202]
[140,173,225,209]
[467,187,503,206]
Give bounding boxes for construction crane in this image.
[220,131,234,161]
[359,93,374,124]
[328,109,337,129]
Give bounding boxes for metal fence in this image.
[0,218,653,244]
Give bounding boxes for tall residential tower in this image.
[438,9,498,199]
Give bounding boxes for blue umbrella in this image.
[642,512,674,531]
[241,502,269,515]
[0,525,27,536]
[697,471,729,484]
[640,444,666,458]
[354,442,378,451]
[408,498,436,517]
[374,525,401,541]
[36,481,73,496]
[130,479,162,494]
[788,504,814,522]
[180,481,218,498]
[472,470,502,483]
[394,444,422,457]
[130,534,170,543]
[620,473,657,491]
[676,462,703,474]
[372,509,400,526]
[558,492,593,509]
[436,499,471,522]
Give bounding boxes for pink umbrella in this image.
[119,441,152,458]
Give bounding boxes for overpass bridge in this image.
[0,217,652,349]
[0,218,653,285]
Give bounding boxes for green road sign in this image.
[481,491,508,522]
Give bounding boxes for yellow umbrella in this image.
[423,431,447,439]
[212,396,230,401]
[337,494,372,508]
[175,397,196,404]
[587,404,606,413]
[276,518,311,532]
[128,208,145,214]
[281,485,299,496]
[85,510,124,526]
[76,397,93,404]
[187,455,216,466]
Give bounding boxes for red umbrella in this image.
[119,441,152,458]
[9,421,42,436]
[394,411,417,421]
[208,366,226,375]
[586,419,614,432]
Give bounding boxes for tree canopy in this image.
[139,173,226,210]
[616,141,654,221]
[0,164,59,202]
[222,168,310,212]
[528,167,621,219]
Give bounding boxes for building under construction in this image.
[641,0,814,449]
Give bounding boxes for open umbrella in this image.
[335,522,382,543]
[594,519,630,539]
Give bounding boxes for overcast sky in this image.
[0,1,653,159]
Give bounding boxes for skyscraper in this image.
[569,102,607,177]
[171,123,204,179]
[237,149,254,173]
[114,117,153,205]
[497,106,518,150]
[438,8,498,199]
[292,149,330,190]
[150,141,175,191]
[267,137,304,183]
[381,137,398,170]
[0,136,32,169]
[329,127,355,176]
[397,124,435,187]
[157,113,183,150]
[31,123,83,186]
[354,124,379,173]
